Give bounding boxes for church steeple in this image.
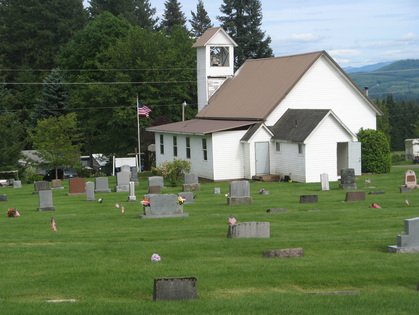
[192,27,237,112]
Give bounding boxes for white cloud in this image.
[401,32,417,42]
[328,49,361,57]
[289,33,321,42]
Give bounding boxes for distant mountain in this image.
[344,61,392,74]
[346,59,419,100]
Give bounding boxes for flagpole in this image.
[136,95,141,172]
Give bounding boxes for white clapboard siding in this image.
[212,130,247,180]
[304,115,354,183]
[266,55,377,134]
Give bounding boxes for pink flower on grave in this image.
[141,198,150,207]
[228,216,237,225]
[370,202,381,209]
[7,208,20,217]
[151,253,161,262]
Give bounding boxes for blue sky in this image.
[150,0,419,67]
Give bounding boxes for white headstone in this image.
[128,181,136,201]
[320,173,330,191]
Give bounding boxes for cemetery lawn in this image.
[1,167,419,315]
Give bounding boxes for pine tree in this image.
[190,0,213,38]
[160,0,187,34]
[218,0,273,69]
[133,0,159,30]
[32,68,68,124]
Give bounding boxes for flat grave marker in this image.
[227,222,270,238]
[153,277,197,301]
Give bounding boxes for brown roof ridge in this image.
[243,50,325,63]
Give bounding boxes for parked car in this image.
[43,168,78,181]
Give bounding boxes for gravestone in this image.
[0,194,7,201]
[13,180,22,189]
[51,179,64,190]
[227,222,270,238]
[227,180,252,205]
[95,177,111,193]
[404,170,418,189]
[33,181,50,194]
[116,171,130,192]
[320,173,330,191]
[213,187,221,194]
[148,176,164,193]
[178,192,194,204]
[141,194,188,218]
[300,195,318,203]
[38,190,55,211]
[130,166,138,183]
[388,217,419,253]
[128,181,136,201]
[120,164,131,173]
[153,277,197,301]
[340,168,357,190]
[183,173,200,192]
[345,191,366,202]
[262,248,304,258]
[68,177,86,195]
[85,181,95,201]
[266,208,288,213]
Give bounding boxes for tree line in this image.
[0,0,273,174]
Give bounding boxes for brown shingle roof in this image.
[196,51,324,120]
[146,119,258,135]
[196,51,382,120]
[192,27,237,48]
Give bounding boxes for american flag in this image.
[137,102,152,117]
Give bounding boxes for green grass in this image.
[1,167,419,314]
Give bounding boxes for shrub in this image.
[358,129,391,173]
[152,159,191,186]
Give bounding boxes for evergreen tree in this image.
[190,0,213,38]
[32,69,69,124]
[133,0,159,30]
[160,0,187,34]
[376,99,391,143]
[218,0,273,69]
[358,129,391,173]
[0,112,24,170]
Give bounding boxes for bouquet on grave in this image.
[177,196,186,205]
[7,208,20,217]
[141,197,150,207]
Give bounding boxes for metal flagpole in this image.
[136,95,141,172]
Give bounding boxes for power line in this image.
[0,67,196,72]
[2,80,197,85]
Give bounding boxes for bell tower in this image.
[192,27,237,112]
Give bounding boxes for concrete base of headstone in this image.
[345,191,366,202]
[227,222,270,238]
[299,195,318,203]
[368,191,385,195]
[227,196,252,205]
[153,277,197,301]
[266,208,288,213]
[128,195,137,201]
[0,194,7,201]
[387,245,419,253]
[400,186,412,193]
[182,183,200,192]
[116,185,129,193]
[262,248,304,258]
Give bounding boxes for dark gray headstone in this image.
[183,173,200,192]
[0,194,7,201]
[95,177,111,193]
[345,191,366,202]
[340,168,357,190]
[227,222,270,238]
[34,181,50,193]
[262,248,304,258]
[227,180,252,205]
[85,181,95,201]
[130,166,138,182]
[153,277,197,301]
[116,171,130,192]
[141,194,188,218]
[388,217,419,253]
[400,186,412,193]
[299,195,318,203]
[38,190,55,211]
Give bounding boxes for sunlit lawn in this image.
[0,167,419,314]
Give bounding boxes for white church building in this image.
[147,27,381,183]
